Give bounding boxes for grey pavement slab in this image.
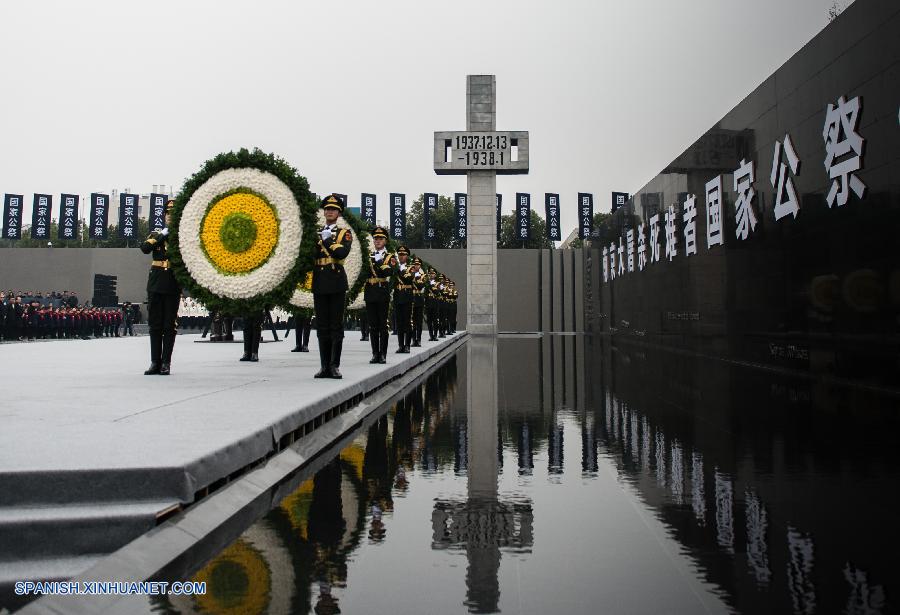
[0,332,465,505]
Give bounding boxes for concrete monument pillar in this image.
[434,75,529,335]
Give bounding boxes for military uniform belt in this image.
[152,260,170,269]
[413,290,423,295]
[367,277,389,285]
[315,257,345,266]
[396,284,413,290]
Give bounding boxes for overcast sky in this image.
[0,0,850,236]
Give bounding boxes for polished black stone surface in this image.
[591,0,900,391]
[159,336,898,614]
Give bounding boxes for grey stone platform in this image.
[0,331,465,595]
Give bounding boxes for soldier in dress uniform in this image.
[424,267,440,342]
[140,200,182,375]
[437,274,450,337]
[312,194,353,379]
[122,302,135,336]
[364,226,395,364]
[392,245,414,354]
[410,257,425,347]
[240,310,264,362]
[290,310,312,353]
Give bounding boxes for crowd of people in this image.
[0,289,138,342]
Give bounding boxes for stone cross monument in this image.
[434,75,529,335]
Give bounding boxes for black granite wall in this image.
[592,0,900,390]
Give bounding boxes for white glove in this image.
[399,263,407,272]
[320,228,332,241]
[159,227,169,237]
[414,271,422,278]
[374,252,384,264]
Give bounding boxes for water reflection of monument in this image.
[432,337,534,614]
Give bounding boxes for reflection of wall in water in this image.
[593,338,896,614]
[590,1,900,389]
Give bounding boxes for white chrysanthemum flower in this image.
[180,167,302,299]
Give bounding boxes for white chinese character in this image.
[519,227,528,239]
[771,134,801,220]
[124,228,133,237]
[609,242,617,280]
[823,95,866,208]
[617,194,625,206]
[602,247,609,282]
[637,224,647,271]
[733,159,757,240]
[665,205,677,260]
[626,229,635,272]
[683,194,698,256]
[617,237,625,276]
[649,213,660,263]
[706,176,724,248]
[10,197,18,206]
[66,198,74,207]
[39,196,48,206]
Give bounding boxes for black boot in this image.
[145,331,162,374]
[379,331,389,363]
[330,337,343,379]
[300,324,310,351]
[396,331,405,353]
[241,329,253,360]
[315,338,332,378]
[369,331,380,363]
[160,331,175,375]
[250,327,260,362]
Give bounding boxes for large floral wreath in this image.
[285,207,371,311]
[168,148,317,315]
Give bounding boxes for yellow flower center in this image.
[201,192,279,274]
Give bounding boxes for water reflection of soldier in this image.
[314,582,341,615]
[140,200,181,375]
[362,415,397,542]
[392,397,414,491]
[307,461,347,613]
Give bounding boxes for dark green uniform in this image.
[312,196,353,378]
[365,240,395,363]
[425,271,441,341]
[140,228,181,374]
[392,249,414,353]
[410,260,425,347]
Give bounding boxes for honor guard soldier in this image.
[424,267,440,341]
[392,246,414,353]
[312,194,353,378]
[140,200,182,375]
[365,226,395,363]
[438,274,449,337]
[240,310,264,362]
[448,281,458,333]
[410,257,425,347]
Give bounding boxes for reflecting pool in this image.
[157,335,897,614]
